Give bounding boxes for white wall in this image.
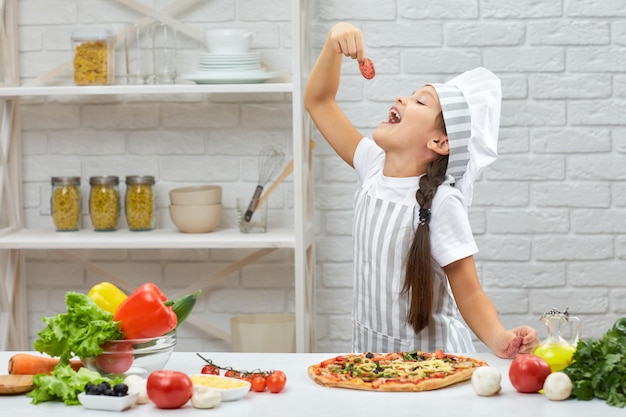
[16,0,626,354]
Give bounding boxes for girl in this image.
[304,22,538,357]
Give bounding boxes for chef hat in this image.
[429,67,501,205]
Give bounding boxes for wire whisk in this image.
[244,146,285,222]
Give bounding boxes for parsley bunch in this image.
[563,318,626,408]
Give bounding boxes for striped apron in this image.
[351,179,476,354]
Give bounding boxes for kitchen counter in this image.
[0,351,622,417]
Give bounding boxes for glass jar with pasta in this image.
[89,176,120,231]
[51,176,81,231]
[125,175,156,231]
[71,28,115,85]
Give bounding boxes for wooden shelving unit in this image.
[0,0,315,352]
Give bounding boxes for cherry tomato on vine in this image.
[266,370,287,393]
[250,374,267,392]
[225,369,241,378]
[201,364,220,375]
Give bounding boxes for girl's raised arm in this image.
[304,22,366,167]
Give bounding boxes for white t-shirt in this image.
[354,137,478,267]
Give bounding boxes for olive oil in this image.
[532,343,576,372]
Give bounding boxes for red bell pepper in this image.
[113,282,177,339]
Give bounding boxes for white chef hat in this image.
[429,67,501,205]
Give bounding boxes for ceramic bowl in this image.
[78,392,139,411]
[82,332,176,377]
[205,29,253,54]
[169,185,222,205]
[189,374,251,401]
[169,203,223,233]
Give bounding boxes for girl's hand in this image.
[494,326,539,358]
[327,22,365,62]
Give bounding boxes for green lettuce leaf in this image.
[27,364,121,405]
[33,292,123,365]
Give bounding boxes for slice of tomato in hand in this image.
[201,364,220,375]
[147,370,193,409]
[266,370,287,393]
[95,341,134,374]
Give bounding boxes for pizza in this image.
[307,349,487,392]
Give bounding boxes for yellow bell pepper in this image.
[88,281,128,314]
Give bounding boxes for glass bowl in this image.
[82,332,176,377]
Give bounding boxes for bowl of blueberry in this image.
[78,381,138,411]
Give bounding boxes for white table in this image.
[0,351,623,417]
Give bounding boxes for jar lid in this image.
[89,175,119,185]
[125,175,155,185]
[71,28,114,41]
[51,176,81,185]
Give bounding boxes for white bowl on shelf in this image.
[205,29,253,54]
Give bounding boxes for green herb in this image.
[27,364,121,405]
[563,317,626,408]
[34,292,123,365]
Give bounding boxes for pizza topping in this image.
[315,352,456,381]
[309,350,487,392]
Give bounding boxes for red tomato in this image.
[224,369,241,378]
[201,364,220,375]
[509,354,552,393]
[250,374,267,392]
[147,370,193,409]
[266,370,287,393]
[95,341,134,374]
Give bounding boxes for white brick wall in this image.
[14,0,626,355]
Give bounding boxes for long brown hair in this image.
[402,113,448,333]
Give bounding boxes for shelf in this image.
[0,228,296,249]
[1,0,315,352]
[0,82,293,98]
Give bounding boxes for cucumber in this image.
[166,290,202,329]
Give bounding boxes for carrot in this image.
[8,353,83,375]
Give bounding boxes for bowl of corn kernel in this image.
[189,374,251,401]
[71,28,115,85]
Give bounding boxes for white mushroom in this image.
[543,372,573,401]
[471,366,502,396]
[124,375,149,405]
[191,386,222,409]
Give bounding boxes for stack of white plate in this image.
[181,51,281,84]
[198,51,262,72]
